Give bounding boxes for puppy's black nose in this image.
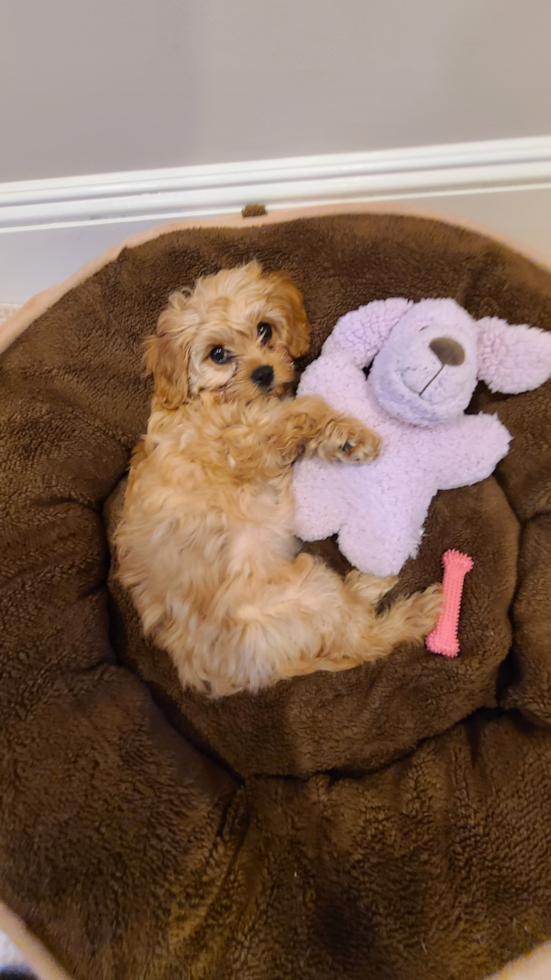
[251,364,274,388]
[429,336,465,366]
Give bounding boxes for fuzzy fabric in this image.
[293,298,551,575]
[4,213,551,980]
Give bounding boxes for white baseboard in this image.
[2,135,551,303]
[2,136,551,232]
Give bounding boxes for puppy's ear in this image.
[266,271,311,358]
[144,291,193,409]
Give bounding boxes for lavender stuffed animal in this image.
[293,298,551,576]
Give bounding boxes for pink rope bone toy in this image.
[426,549,474,657]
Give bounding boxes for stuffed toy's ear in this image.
[477,316,551,393]
[323,298,413,367]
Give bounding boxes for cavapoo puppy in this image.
[115,262,441,696]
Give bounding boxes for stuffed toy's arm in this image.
[297,353,368,416]
[292,457,343,543]
[436,413,511,491]
[298,298,413,414]
[322,298,413,367]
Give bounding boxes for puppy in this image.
[115,262,441,696]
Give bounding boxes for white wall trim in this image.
[2,136,551,233]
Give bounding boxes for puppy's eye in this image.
[257,322,273,344]
[210,346,232,364]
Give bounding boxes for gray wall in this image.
[2,0,551,181]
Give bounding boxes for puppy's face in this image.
[145,261,310,408]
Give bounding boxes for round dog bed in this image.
[2,209,551,980]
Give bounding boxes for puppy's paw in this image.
[319,417,382,464]
[410,583,444,636]
[346,570,399,604]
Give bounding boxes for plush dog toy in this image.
[293,298,551,576]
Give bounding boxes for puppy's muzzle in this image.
[251,365,274,389]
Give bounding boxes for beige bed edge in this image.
[0,902,73,980]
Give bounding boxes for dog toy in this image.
[426,549,473,657]
[293,298,551,576]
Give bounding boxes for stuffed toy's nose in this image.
[429,336,465,366]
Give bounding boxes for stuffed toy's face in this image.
[369,299,479,426]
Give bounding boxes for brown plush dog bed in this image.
[2,210,551,980]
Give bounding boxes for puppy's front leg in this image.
[274,395,381,464]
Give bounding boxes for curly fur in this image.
[115,262,441,696]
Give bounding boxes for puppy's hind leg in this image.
[359,583,443,657]
[238,555,442,686]
[278,580,442,680]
